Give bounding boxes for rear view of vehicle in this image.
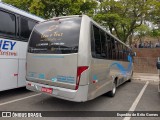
[26,16,90,102]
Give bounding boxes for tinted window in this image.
[91,25,95,56]
[100,30,106,58]
[115,40,119,60]
[106,34,112,59]
[111,38,116,59]
[20,17,37,40]
[92,25,102,58]
[119,44,123,60]
[0,10,16,37]
[28,17,81,54]
[91,24,130,61]
[123,46,128,61]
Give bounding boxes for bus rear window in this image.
[28,17,81,54]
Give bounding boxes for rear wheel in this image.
[128,71,133,82]
[107,81,116,97]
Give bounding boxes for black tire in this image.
[107,82,116,97]
[128,71,133,82]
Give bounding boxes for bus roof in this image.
[0,2,44,22]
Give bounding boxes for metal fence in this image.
[133,57,158,73]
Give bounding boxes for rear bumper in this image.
[26,81,88,102]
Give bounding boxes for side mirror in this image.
[157,61,160,69]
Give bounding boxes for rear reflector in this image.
[75,66,88,90]
[28,83,31,86]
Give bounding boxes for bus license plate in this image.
[41,87,53,94]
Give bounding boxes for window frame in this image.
[19,16,38,42]
[91,23,104,59]
[90,22,131,62]
[0,8,17,40]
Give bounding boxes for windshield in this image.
[28,17,81,54]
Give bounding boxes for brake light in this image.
[75,66,88,90]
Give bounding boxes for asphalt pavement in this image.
[0,80,159,120]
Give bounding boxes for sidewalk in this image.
[133,73,159,82]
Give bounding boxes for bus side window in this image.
[106,34,112,60]
[119,44,123,60]
[91,25,96,57]
[115,40,119,60]
[0,10,16,38]
[20,17,37,41]
[92,25,101,58]
[124,46,128,61]
[111,38,116,60]
[100,30,106,58]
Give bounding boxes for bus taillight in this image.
[75,66,88,90]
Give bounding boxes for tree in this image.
[147,0,160,29]
[93,0,155,43]
[2,0,32,12]
[150,29,160,41]
[2,0,159,43]
[134,24,151,42]
[2,0,97,19]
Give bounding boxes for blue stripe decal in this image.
[110,55,132,75]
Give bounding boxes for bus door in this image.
[17,42,27,87]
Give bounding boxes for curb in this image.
[133,73,159,83]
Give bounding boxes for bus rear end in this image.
[26,16,90,102]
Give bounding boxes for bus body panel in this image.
[0,39,32,91]
[88,58,112,100]
[26,53,78,90]
[77,16,90,85]
[0,59,18,91]
[18,42,27,87]
[26,81,88,102]
[88,59,132,100]
[0,38,19,91]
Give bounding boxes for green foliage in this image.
[2,0,32,12]
[2,0,97,18]
[135,24,151,37]
[29,0,45,17]
[94,0,154,42]
[2,0,160,43]
[150,29,160,39]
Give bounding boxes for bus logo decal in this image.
[0,40,16,50]
[51,77,57,82]
[38,73,45,79]
[92,75,98,83]
[0,39,17,57]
